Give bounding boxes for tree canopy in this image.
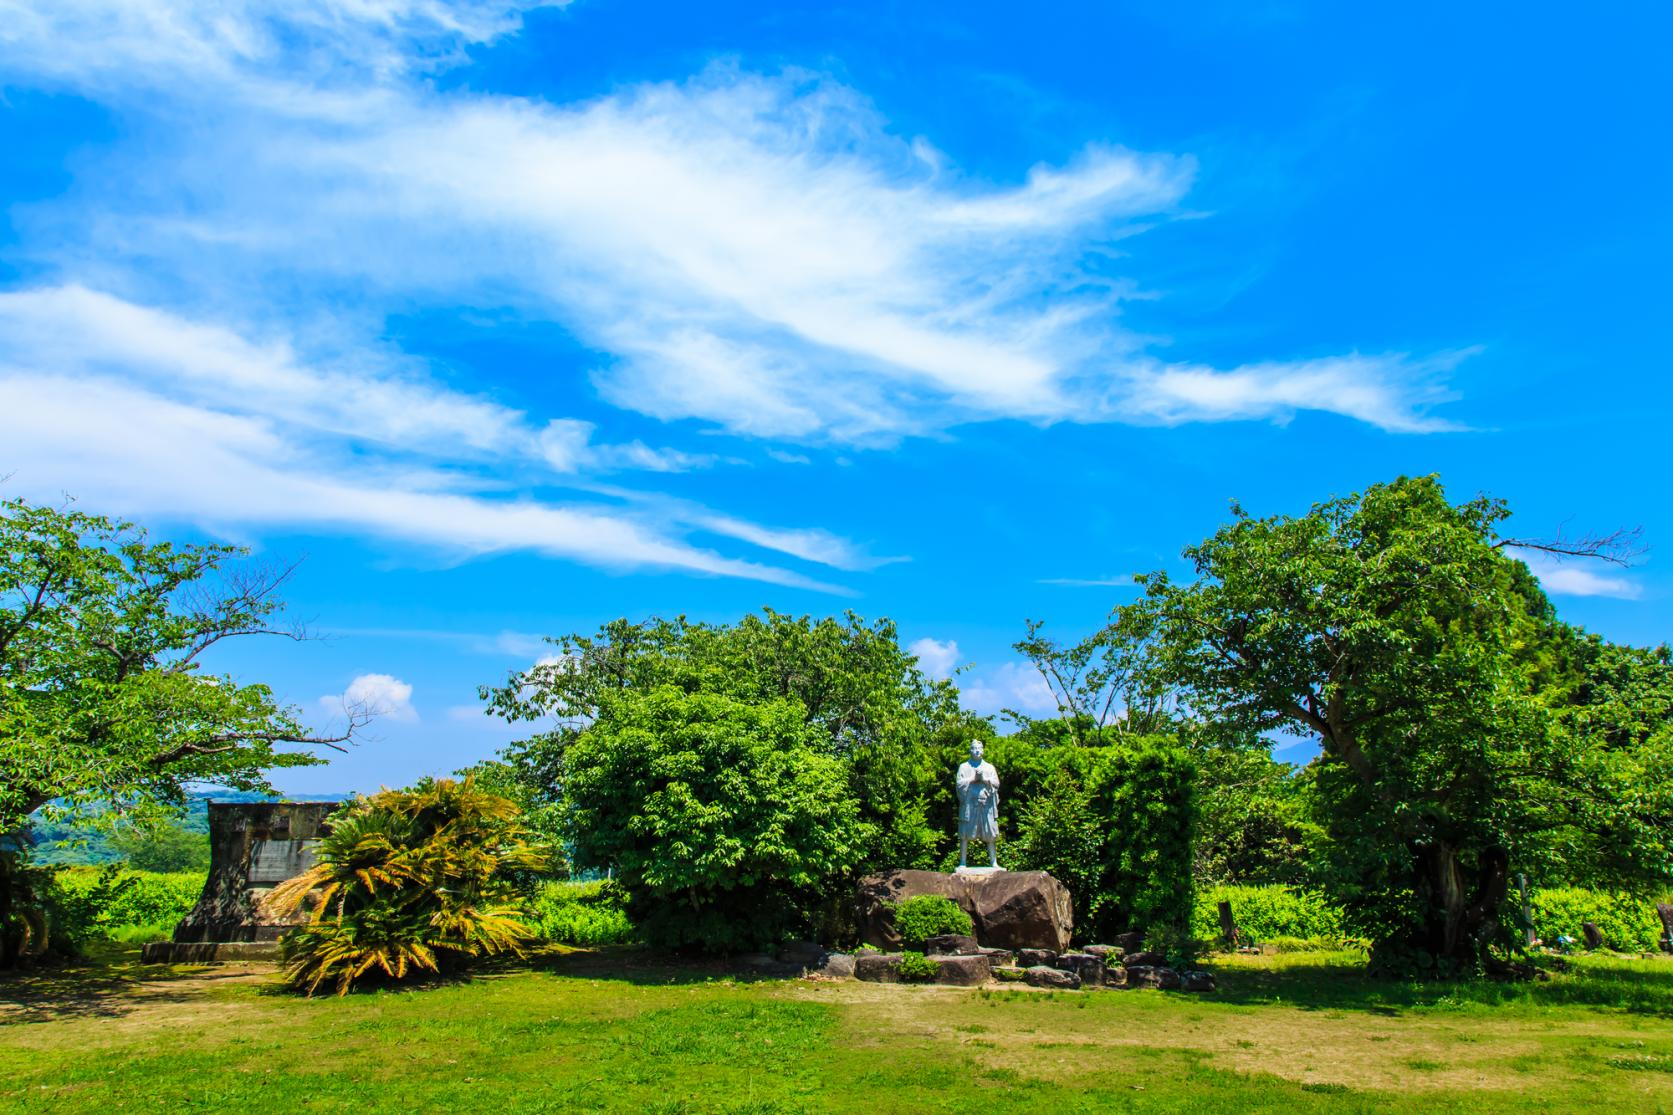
[0,497,356,836]
[1133,475,1673,972]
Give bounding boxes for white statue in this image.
[957,740,1001,870]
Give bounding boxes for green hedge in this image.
[1195,884,1673,954]
[1193,885,1348,945]
[47,866,204,940]
[525,880,635,946]
[1528,888,1672,953]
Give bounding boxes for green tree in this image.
[481,610,960,873]
[1,497,355,834]
[1138,476,1672,973]
[1190,743,1321,887]
[562,686,865,952]
[109,820,211,873]
[1,497,357,965]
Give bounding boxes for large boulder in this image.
[856,870,1072,952]
[820,953,857,979]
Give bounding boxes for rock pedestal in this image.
[141,801,339,963]
[856,869,1073,952]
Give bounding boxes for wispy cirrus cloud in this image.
[2,1,1468,449]
[0,358,846,591]
[1038,574,1138,588]
[0,0,1473,594]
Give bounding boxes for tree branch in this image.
[1495,526,1645,567]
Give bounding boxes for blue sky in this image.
[3,1,1668,794]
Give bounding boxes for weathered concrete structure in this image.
[142,801,339,963]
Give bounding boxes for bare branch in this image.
[1495,526,1646,567]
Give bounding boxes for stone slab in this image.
[141,941,281,964]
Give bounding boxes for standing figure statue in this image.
[957,740,1001,869]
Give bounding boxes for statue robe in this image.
[957,759,1001,841]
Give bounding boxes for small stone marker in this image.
[1181,970,1217,992]
[924,934,980,955]
[1217,900,1239,945]
[1025,965,1079,990]
[1055,952,1104,986]
[931,954,991,986]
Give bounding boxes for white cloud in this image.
[908,637,961,679]
[0,370,846,590]
[0,0,563,93]
[1038,574,1137,587]
[0,9,1468,446]
[960,662,1060,719]
[1519,552,1642,600]
[0,285,706,475]
[325,672,417,721]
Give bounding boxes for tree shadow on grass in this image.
[1203,953,1673,1018]
[521,944,811,988]
[0,944,247,1025]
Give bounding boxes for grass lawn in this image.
[3,946,1672,1113]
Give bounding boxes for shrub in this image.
[48,866,204,939]
[897,950,938,982]
[526,880,635,946]
[1012,739,1195,942]
[894,895,972,948]
[1530,888,1672,953]
[268,777,546,996]
[563,687,864,953]
[1192,885,1348,946]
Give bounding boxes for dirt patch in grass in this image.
[788,966,1673,1102]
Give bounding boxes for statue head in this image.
[968,740,984,763]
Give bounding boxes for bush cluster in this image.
[47,866,204,942]
[892,895,971,948]
[1529,888,1673,953]
[1192,885,1348,946]
[525,880,635,946]
[896,950,938,982]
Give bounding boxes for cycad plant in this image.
[267,777,547,996]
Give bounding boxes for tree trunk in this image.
[1415,842,1509,970]
[1657,903,1673,954]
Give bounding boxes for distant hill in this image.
[27,790,347,866]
